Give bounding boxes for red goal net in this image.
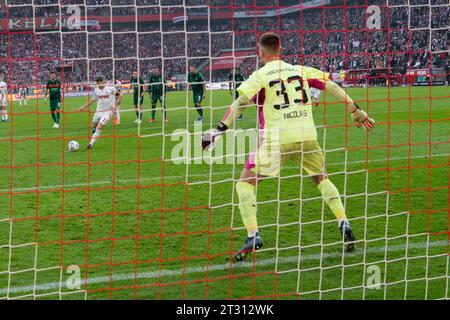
[0,0,448,300]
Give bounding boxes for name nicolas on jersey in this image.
[283,109,308,120]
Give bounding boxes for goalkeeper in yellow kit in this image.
[202,33,375,262]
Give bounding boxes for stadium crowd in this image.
[0,0,448,86]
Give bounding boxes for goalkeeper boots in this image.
[233,232,263,262]
[339,220,356,252]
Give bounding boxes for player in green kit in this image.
[44,72,62,128]
[228,68,246,121]
[148,67,167,123]
[130,70,145,124]
[187,66,205,121]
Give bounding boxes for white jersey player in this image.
[0,75,9,122]
[19,87,28,106]
[310,87,321,107]
[109,77,122,124]
[332,70,345,87]
[77,76,118,149]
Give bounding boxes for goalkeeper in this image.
[202,33,375,262]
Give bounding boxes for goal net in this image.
[0,0,448,300]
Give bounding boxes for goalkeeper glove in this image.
[351,104,375,131]
[202,122,228,151]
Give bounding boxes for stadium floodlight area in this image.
[0,0,448,300]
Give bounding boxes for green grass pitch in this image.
[0,86,448,300]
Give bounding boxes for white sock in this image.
[3,110,8,120]
[90,129,101,145]
[248,230,258,238]
[337,218,349,227]
[115,109,120,122]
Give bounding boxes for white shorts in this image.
[93,111,113,126]
[310,87,321,100]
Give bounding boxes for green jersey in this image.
[130,76,145,96]
[148,74,164,96]
[188,72,205,95]
[228,72,246,89]
[46,79,61,101]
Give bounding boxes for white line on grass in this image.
[0,239,446,296]
[1,153,448,193]
[5,104,450,142]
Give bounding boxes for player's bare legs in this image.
[114,96,121,125]
[0,105,8,122]
[88,121,106,149]
[114,104,121,124]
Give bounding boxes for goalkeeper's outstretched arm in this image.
[201,95,254,151]
[222,95,253,127]
[324,79,375,130]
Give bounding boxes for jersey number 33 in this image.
[269,76,309,110]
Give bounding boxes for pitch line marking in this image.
[0,239,446,296]
[0,153,448,193]
[4,103,450,141]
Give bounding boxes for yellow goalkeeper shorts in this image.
[246,140,324,177]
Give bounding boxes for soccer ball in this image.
[68,141,79,152]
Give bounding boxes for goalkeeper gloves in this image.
[351,104,375,131]
[202,122,228,151]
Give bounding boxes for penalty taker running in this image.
[202,32,375,262]
[77,76,120,149]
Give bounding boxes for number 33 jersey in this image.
[238,60,329,144]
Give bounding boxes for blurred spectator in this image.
[0,1,447,85]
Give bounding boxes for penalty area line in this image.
[0,239,447,296]
[0,152,448,193]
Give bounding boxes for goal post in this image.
[0,0,448,300]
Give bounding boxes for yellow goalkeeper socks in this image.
[317,179,347,221]
[236,181,258,237]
